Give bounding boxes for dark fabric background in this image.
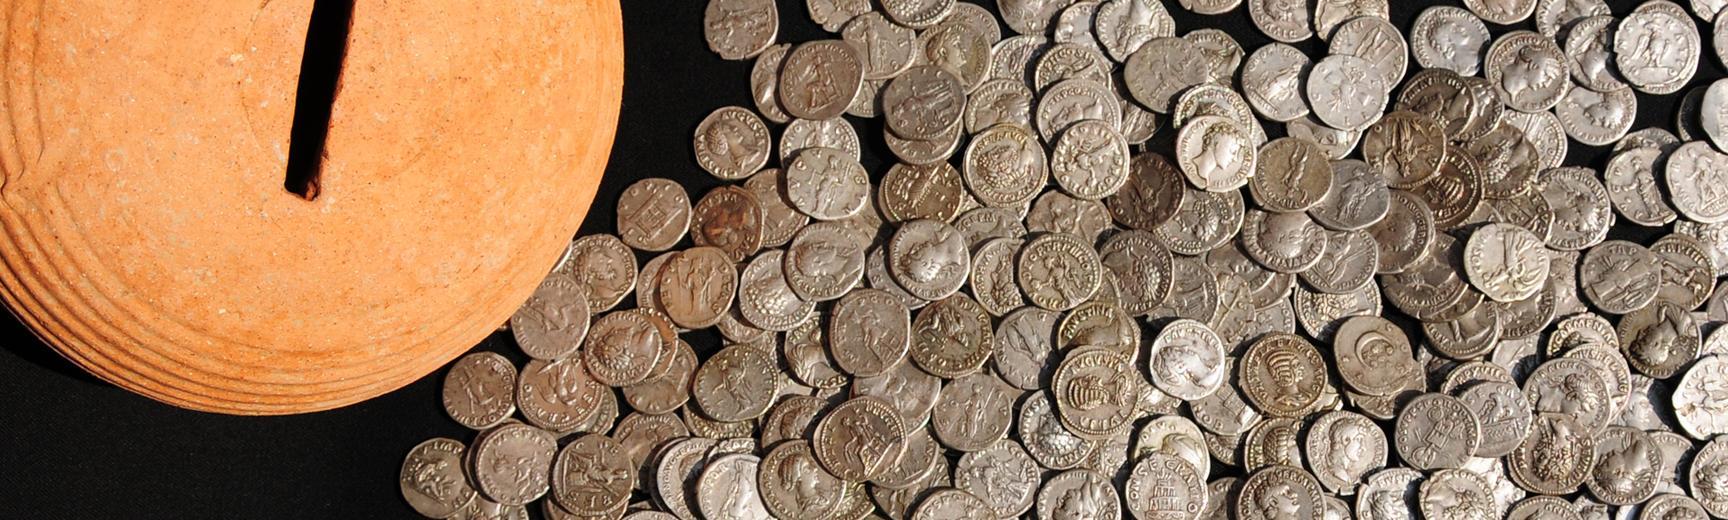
[0,0,1700,518]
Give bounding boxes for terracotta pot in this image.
[0,0,623,414]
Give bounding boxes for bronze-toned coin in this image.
[813,396,908,482]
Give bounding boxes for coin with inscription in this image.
[401,437,479,518]
[1125,452,1206,520]
[1394,393,1481,471]
[813,396,907,482]
[443,352,520,431]
[471,421,557,506]
[1148,320,1227,401]
[704,0,778,60]
[1239,333,1326,418]
[1236,465,1323,520]
[691,344,779,422]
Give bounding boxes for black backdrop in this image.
[0,0,1702,518]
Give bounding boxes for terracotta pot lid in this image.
[0,0,623,414]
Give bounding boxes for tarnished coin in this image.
[690,185,765,264]
[1098,230,1177,315]
[1156,186,1246,256]
[1241,43,1313,122]
[1028,191,1113,245]
[909,294,994,378]
[931,372,1015,452]
[1250,137,1332,213]
[1148,320,1227,401]
[704,0,778,60]
[1332,316,1418,396]
[972,237,1026,317]
[402,437,479,518]
[1037,469,1122,520]
[737,250,813,331]
[1125,452,1207,520]
[1362,111,1446,189]
[1236,465,1323,520]
[471,421,557,506]
[757,440,845,520]
[828,289,911,378]
[992,306,1059,390]
[783,222,866,303]
[616,179,693,253]
[1036,80,1123,141]
[516,358,604,434]
[1305,411,1386,495]
[1177,115,1257,192]
[654,248,735,331]
[1507,495,1581,520]
[1107,152,1188,231]
[691,344,779,422]
[1020,391,1100,470]
[557,234,638,314]
[1307,55,1388,131]
[549,434,632,515]
[813,396,907,482]
[583,310,665,388]
[1239,333,1326,418]
[1394,393,1481,471]
[1034,43,1112,92]
[1299,229,1378,294]
[622,341,695,416]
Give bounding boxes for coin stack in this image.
[397,0,1728,519]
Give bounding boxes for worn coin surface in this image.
[402,437,479,518]
[1394,393,1481,471]
[471,422,558,506]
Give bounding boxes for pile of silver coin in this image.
[396,0,1728,518]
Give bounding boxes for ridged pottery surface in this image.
[0,1,623,414]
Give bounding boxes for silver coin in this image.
[442,352,520,431]
[1617,0,1701,95]
[1247,0,1313,43]
[1236,465,1323,520]
[1097,230,1176,315]
[1666,141,1728,223]
[470,421,557,506]
[617,179,693,253]
[1052,3,1104,56]
[1619,301,1701,379]
[1250,137,1332,213]
[1241,43,1312,122]
[694,453,771,520]
[1556,80,1638,146]
[1018,233,1103,312]
[887,219,970,301]
[998,0,1071,35]
[1580,240,1661,314]
[656,248,736,331]
[1356,468,1423,520]
[1485,31,1570,113]
[1464,223,1550,303]
[517,357,605,434]
[963,123,1048,207]
[783,221,866,303]
[814,396,908,482]
[1148,319,1227,401]
[1027,191,1113,245]
[1641,494,1710,520]
[842,13,917,81]
[1306,54,1388,132]
[1393,393,1481,470]
[584,310,667,388]
[1526,357,1615,436]
[1676,354,1728,439]
[1036,468,1121,520]
[1124,36,1209,114]
[909,293,995,378]
[1417,469,1497,520]
[1050,120,1130,200]
[1187,28,1247,85]
[1327,16,1406,90]
[883,65,966,141]
[1603,147,1680,227]
[1539,167,1615,251]
[693,106,772,181]
[1096,0,1175,62]
[954,439,1041,517]
[1411,6,1491,75]
[402,437,479,518]
[992,306,1059,391]
[1156,185,1246,255]
[1240,210,1327,274]
[1036,80,1123,141]
[758,440,846,520]
[829,289,912,378]
[1134,415,1211,480]
[1125,452,1207,520]
[1692,436,1728,517]
[1305,410,1387,495]
[971,237,1028,317]
[704,0,779,61]
[911,488,993,520]
[780,40,864,121]
[964,79,1034,135]
[1177,115,1257,192]
[1312,0,1387,41]
[919,22,993,91]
